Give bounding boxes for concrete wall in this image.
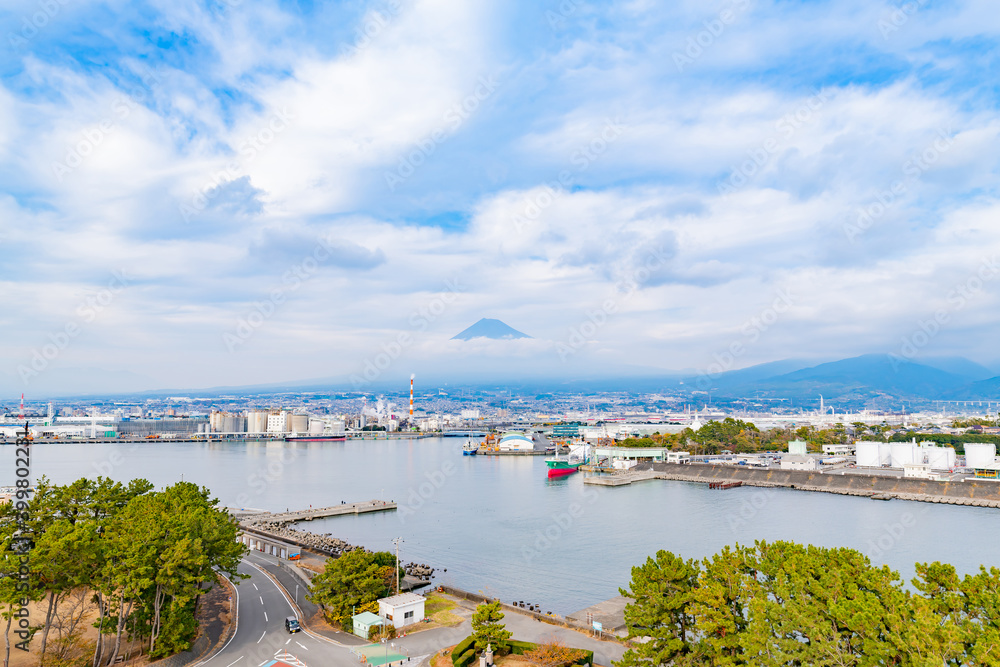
[650,463,1000,503]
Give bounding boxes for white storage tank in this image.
[878,442,892,466]
[290,413,309,434]
[309,419,325,435]
[856,442,880,467]
[923,445,956,470]
[964,443,997,469]
[890,442,917,468]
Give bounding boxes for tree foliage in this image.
[470,601,511,654]
[523,639,587,667]
[615,541,1000,666]
[0,477,245,666]
[307,550,401,629]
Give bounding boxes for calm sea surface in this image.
[9,438,999,614]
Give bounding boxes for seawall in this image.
[646,463,1000,508]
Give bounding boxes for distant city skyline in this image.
[3,1,1000,396]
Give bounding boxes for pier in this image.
[262,500,396,523]
[583,470,659,486]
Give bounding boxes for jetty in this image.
[263,500,396,523]
[584,469,659,486]
[234,499,397,558]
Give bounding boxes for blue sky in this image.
[2,0,1000,395]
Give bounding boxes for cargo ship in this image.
[283,434,346,442]
[545,458,584,477]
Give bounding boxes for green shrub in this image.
[452,635,475,662]
[454,649,476,667]
[508,640,536,655]
[573,650,594,667]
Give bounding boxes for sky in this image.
[2,0,1000,396]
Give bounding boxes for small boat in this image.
[462,440,478,456]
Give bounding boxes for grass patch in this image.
[425,593,457,615]
[431,609,465,627]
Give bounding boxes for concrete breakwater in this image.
[238,500,396,556]
[237,501,439,580]
[644,463,1000,508]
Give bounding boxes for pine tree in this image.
[470,601,511,654]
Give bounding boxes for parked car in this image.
[285,616,301,633]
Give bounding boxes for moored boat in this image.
[462,440,478,455]
[545,459,583,477]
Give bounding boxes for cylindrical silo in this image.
[290,414,309,434]
[878,442,892,466]
[890,442,916,468]
[964,443,996,469]
[309,419,325,435]
[856,442,880,467]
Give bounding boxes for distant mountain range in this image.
[451,318,531,340]
[688,354,1000,405]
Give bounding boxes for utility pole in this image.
[392,537,403,594]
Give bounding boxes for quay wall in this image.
[648,463,1000,507]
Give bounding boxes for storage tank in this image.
[924,446,956,470]
[290,414,309,434]
[856,442,880,467]
[964,443,996,469]
[878,442,892,466]
[890,442,916,468]
[330,420,345,435]
[247,410,267,434]
[309,419,325,435]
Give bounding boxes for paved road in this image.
[194,552,622,667]
[193,555,363,667]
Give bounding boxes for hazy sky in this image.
[2,0,1000,395]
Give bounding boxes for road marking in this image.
[259,596,264,605]
[225,658,242,667]
[257,631,266,644]
[285,638,291,645]
[259,662,268,667]
[264,612,268,622]
[253,583,258,590]
[243,560,345,648]
[296,641,309,651]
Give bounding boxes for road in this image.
[194,551,622,667]
[193,554,365,667]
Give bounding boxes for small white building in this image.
[666,451,691,464]
[822,444,855,456]
[780,455,817,471]
[378,593,425,629]
[903,463,932,479]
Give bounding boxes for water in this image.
[9,438,999,614]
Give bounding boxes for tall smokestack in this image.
[19,393,24,419]
[410,374,414,419]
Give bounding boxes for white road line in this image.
[296,641,309,651]
[253,583,258,590]
[285,638,291,645]
[257,631,266,644]
[243,560,345,648]
[259,596,264,605]
[258,662,267,667]
[264,612,268,622]
[225,658,242,667]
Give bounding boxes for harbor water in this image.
[10,437,1000,614]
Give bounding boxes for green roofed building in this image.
[352,611,383,639]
